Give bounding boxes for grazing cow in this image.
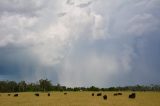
[35,93,39,96]
[129,93,136,99]
[64,93,67,95]
[92,93,94,96]
[114,93,122,96]
[14,94,18,97]
[8,94,11,96]
[48,93,50,96]
[97,93,102,96]
[118,93,122,95]
[103,95,107,100]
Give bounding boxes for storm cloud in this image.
[0,0,160,87]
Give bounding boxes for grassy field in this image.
[0,92,160,106]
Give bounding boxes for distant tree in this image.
[1,79,160,92]
[8,81,18,92]
[18,81,27,92]
[25,82,41,92]
[88,86,100,91]
[73,87,80,91]
[0,81,7,92]
[66,87,74,91]
[26,83,35,91]
[39,79,52,92]
[108,87,118,91]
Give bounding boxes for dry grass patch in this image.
[0,92,160,106]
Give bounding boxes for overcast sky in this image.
[0,0,160,87]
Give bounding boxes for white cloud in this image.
[0,0,160,86]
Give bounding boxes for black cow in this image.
[129,93,136,99]
[8,94,11,96]
[97,93,102,96]
[64,93,67,95]
[48,93,50,96]
[103,95,107,100]
[118,93,122,95]
[92,93,94,96]
[35,93,39,96]
[14,94,18,97]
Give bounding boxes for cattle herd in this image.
[0,92,136,100]
[91,92,136,100]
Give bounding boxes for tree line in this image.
[0,79,160,92]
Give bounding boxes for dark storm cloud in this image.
[0,45,58,82]
[0,0,160,87]
[130,33,160,84]
[0,46,36,80]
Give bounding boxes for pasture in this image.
[0,92,160,106]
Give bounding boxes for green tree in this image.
[0,81,7,92]
[18,81,27,92]
[8,81,18,92]
[39,79,52,92]
[88,86,100,91]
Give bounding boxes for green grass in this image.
[0,92,160,106]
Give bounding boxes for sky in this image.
[0,0,160,87]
